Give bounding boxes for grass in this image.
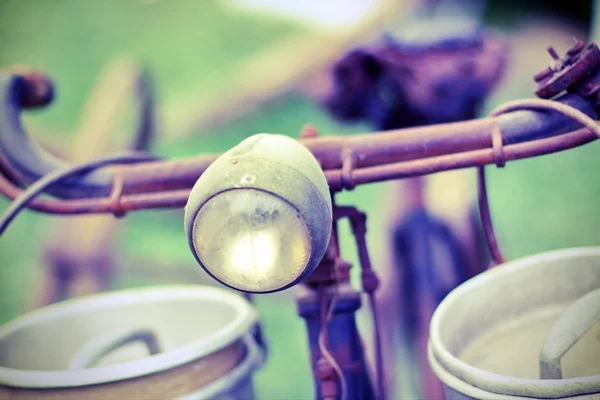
[1,1,600,399]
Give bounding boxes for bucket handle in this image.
[539,287,600,379]
[69,327,161,370]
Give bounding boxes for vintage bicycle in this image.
[0,39,598,399]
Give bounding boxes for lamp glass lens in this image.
[192,189,311,292]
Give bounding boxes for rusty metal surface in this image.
[0,86,595,197]
[474,97,600,271]
[0,48,597,202]
[336,206,385,399]
[0,125,596,215]
[325,126,597,189]
[476,167,505,266]
[535,41,600,99]
[0,43,597,218]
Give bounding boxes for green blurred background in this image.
[0,1,598,399]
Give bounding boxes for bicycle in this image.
[0,40,599,400]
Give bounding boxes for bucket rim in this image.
[176,334,263,400]
[427,342,533,400]
[0,284,258,388]
[427,343,600,400]
[429,247,600,399]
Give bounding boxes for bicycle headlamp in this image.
[184,134,332,293]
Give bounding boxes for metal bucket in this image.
[0,285,264,399]
[428,247,600,399]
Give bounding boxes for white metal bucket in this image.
[0,285,264,400]
[428,247,600,399]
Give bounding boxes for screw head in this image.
[566,39,585,57]
[534,66,554,83]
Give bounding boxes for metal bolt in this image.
[547,47,560,61]
[316,358,334,378]
[534,66,554,83]
[316,358,338,399]
[361,269,380,293]
[566,39,585,57]
[300,124,319,139]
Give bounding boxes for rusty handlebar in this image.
[0,65,599,217]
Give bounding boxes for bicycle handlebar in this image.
[0,62,598,215]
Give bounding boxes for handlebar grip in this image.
[0,65,155,199]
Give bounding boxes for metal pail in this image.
[0,285,264,399]
[428,247,600,399]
